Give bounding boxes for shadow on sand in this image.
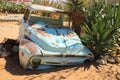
[3,53,101,76]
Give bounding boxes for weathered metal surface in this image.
[18,5,94,69]
[36,28,51,37]
[20,38,40,54]
[24,22,93,57]
[29,4,64,12]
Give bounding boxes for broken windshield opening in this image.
[27,10,71,28]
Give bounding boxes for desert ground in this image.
[0,22,120,80]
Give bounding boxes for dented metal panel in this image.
[23,22,91,57]
[20,38,41,55]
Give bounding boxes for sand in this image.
[0,22,120,80]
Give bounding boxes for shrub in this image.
[0,1,27,13]
[82,1,120,58]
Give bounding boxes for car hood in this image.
[25,22,92,55]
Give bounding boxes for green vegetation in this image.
[82,1,120,58]
[0,1,26,13]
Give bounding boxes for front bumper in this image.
[28,55,93,66]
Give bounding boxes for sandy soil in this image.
[0,22,120,80]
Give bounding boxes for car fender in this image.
[19,38,42,56]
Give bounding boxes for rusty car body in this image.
[18,4,94,69]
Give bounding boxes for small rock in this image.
[116,73,120,80]
[96,59,107,65]
[106,56,116,64]
[114,56,120,63]
[1,50,11,58]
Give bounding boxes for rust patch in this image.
[36,28,51,37]
[67,32,75,37]
[20,38,29,46]
[66,29,75,37]
[20,38,38,54]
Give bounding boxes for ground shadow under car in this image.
[1,39,101,76]
[4,53,101,76]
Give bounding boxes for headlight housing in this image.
[30,57,41,68]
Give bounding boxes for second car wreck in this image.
[18,4,94,69]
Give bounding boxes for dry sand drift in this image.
[0,22,120,80]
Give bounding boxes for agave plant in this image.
[82,1,120,58]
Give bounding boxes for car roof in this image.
[29,4,64,13]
